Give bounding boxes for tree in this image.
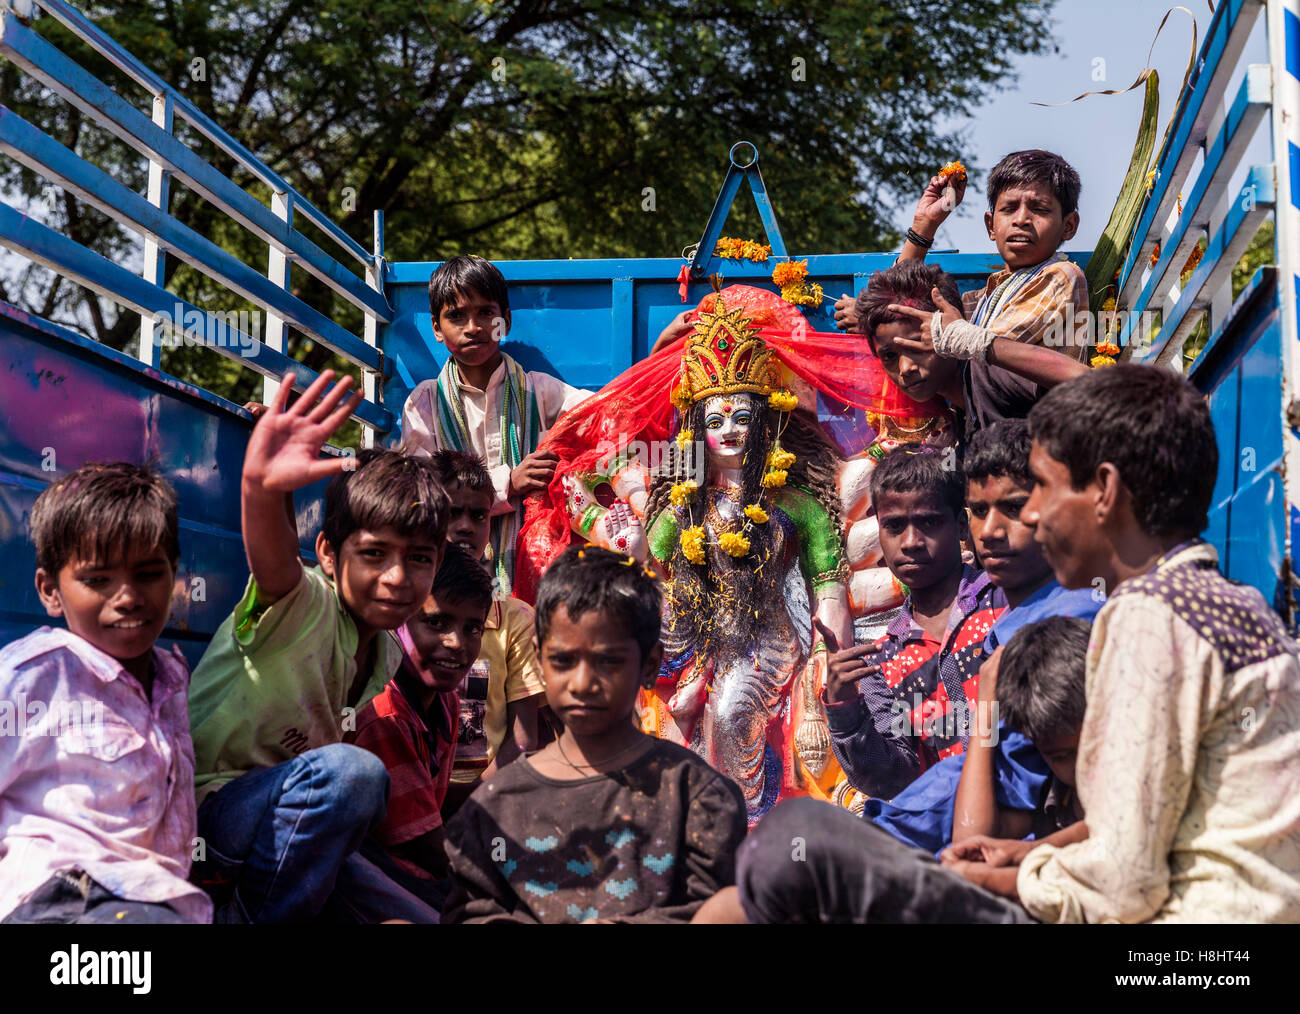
[0,0,1060,409]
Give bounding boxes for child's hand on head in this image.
[244,369,364,493]
[886,288,965,359]
[915,173,966,234]
[509,448,560,499]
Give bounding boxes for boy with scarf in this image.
[400,255,590,596]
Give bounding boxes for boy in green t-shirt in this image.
[188,369,449,923]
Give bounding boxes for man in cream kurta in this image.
[1017,541,1300,923]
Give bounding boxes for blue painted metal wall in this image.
[379,250,1090,440]
[0,302,333,670]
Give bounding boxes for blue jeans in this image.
[194,743,437,924]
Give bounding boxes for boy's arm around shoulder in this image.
[1016,594,1206,923]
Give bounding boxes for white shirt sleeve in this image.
[398,379,443,457]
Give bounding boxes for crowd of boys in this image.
[1,150,1297,924]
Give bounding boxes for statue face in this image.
[702,393,754,468]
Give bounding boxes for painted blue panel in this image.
[1224,469,1286,604]
[1204,363,1240,567]
[0,308,332,670]
[1287,7,1300,83]
[1236,310,1285,476]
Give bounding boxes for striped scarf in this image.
[970,253,1066,328]
[432,354,541,597]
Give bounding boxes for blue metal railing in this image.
[0,0,392,435]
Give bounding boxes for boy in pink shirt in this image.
[0,462,210,924]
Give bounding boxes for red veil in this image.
[513,285,943,602]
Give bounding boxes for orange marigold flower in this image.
[937,160,967,184]
[1097,341,1121,357]
[771,260,809,288]
[1090,354,1118,368]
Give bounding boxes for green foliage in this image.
[1,0,1059,417]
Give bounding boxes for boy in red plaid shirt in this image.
[346,543,493,905]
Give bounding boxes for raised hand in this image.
[813,617,886,707]
[244,369,364,493]
[914,172,967,236]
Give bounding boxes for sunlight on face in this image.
[702,393,754,468]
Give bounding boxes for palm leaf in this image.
[1085,70,1161,313]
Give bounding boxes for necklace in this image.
[555,734,648,772]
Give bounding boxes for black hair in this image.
[30,461,179,574]
[854,261,963,351]
[1027,364,1217,539]
[987,150,1081,216]
[964,418,1032,486]
[869,444,966,520]
[430,541,493,616]
[535,544,662,661]
[997,616,1091,743]
[428,254,509,320]
[322,449,449,551]
[425,449,494,496]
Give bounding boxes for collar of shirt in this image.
[984,579,1102,651]
[393,662,454,748]
[886,565,996,647]
[453,358,507,397]
[37,626,188,711]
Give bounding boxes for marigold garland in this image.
[768,390,798,412]
[718,532,751,557]
[771,260,809,288]
[762,468,788,488]
[1090,354,1118,368]
[1096,341,1121,358]
[744,504,769,524]
[714,237,772,262]
[681,525,707,565]
[767,448,796,470]
[670,481,697,507]
[675,428,694,450]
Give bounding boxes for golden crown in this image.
[673,297,778,406]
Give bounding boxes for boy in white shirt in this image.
[400,255,589,596]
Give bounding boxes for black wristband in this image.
[905,227,934,250]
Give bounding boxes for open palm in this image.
[245,369,364,493]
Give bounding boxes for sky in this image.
[926,0,1271,253]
